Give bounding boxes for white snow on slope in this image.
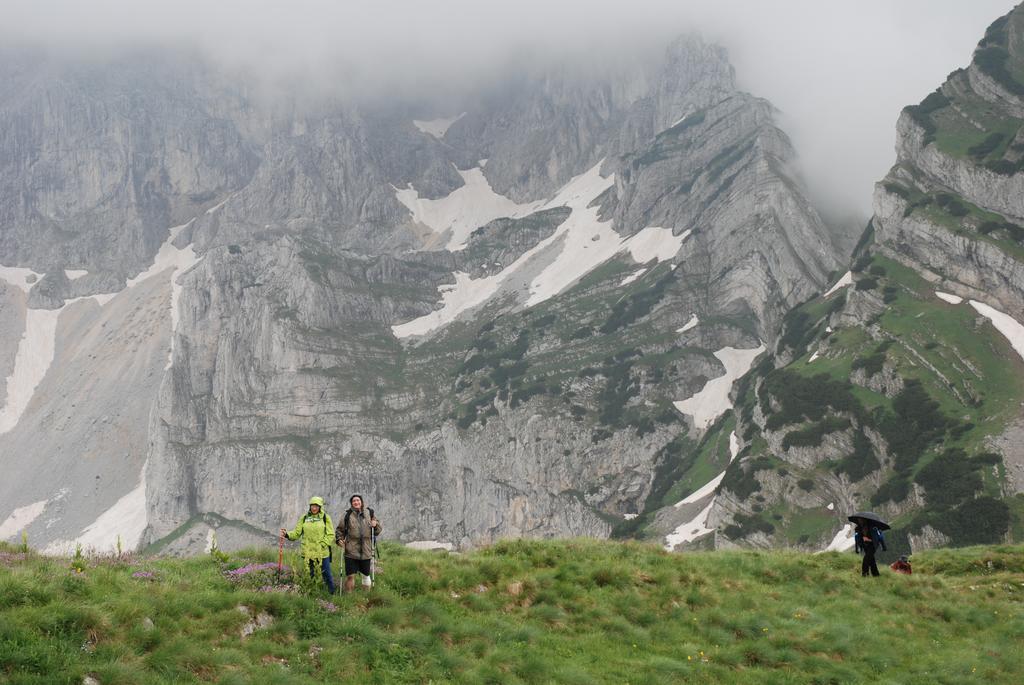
[674,430,742,508]
[665,499,716,550]
[43,463,148,555]
[0,308,60,434]
[393,162,691,338]
[808,351,820,363]
[969,300,1024,361]
[126,223,197,288]
[0,499,48,540]
[823,271,853,298]
[413,112,466,139]
[625,228,691,263]
[935,291,963,305]
[0,265,43,294]
[0,223,200,435]
[393,271,504,338]
[674,344,765,429]
[64,269,88,281]
[524,176,688,306]
[677,314,699,333]
[620,268,647,286]
[823,523,855,552]
[665,430,742,550]
[125,222,200,369]
[395,166,543,251]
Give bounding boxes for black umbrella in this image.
[848,511,890,530]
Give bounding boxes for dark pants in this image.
[309,556,336,594]
[861,542,879,577]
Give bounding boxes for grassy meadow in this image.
[1,539,1023,684]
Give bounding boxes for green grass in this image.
[662,416,735,505]
[2,540,1023,684]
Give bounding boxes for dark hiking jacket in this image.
[335,509,381,560]
[854,526,886,553]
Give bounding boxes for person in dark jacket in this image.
[335,494,381,592]
[853,517,887,577]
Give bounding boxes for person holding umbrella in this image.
[849,511,889,577]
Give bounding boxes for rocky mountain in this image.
[658,4,1024,556]
[1,34,847,554]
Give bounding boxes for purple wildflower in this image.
[225,562,289,578]
[317,599,339,613]
[132,570,156,579]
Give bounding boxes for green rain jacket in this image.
[285,497,334,561]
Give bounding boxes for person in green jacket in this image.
[280,496,336,594]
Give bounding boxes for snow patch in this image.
[624,228,691,264]
[664,500,715,550]
[620,268,647,286]
[524,171,686,307]
[44,463,148,555]
[413,112,466,138]
[0,265,44,294]
[392,162,689,338]
[935,291,963,305]
[822,523,855,552]
[0,499,48,540]
[394,166,543,251]
[969,300,1024,361]
[674,473,726,507]
[406,540,455,552]
[125,223,200,368]
[808,351,820,363]
[392,271,503,338]
[677,314,699,333]
[126,223,197,288]
[674,430,741,509]
[0,308,61,434]
[205,199,229,215]
[674,344,766,429]
[623,513,638,521]
[827,502,835,511]
[64,269,88,281]
[823,271,853,298]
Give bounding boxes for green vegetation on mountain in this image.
[713,247,1024,550]
[3,540,1024,684]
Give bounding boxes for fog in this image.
[2,0,1018,216]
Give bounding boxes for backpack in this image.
[341,508,374,539]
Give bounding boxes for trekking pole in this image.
[371,528,377,588]
[278,530,284,577]
[370,508,376,589]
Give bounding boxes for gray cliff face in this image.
[872,11,1024,317]
[0,50,260,277]
[0,36,848,553]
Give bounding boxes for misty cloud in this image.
[2,0,1017,217]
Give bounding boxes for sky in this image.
[1,0,1018,217]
